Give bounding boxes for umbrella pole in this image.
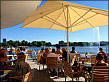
[66,5,69,63]
[67,28,69,63]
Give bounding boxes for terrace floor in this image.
[27,56,85,82]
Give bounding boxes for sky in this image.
[1,0,108,44]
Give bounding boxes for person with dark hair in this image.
[47,48,60,62]
[62,47,67,61]
[70,47,77,54]
[55,45,62,55]
[18,47,26,55]
[95,54,108,66]
[47,48,61,75]
[70,47,77,65]
[96,47,107,63]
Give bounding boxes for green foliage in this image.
[1,40,108,47]
[59,41,64,44]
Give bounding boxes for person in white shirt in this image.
[47,48,62,74]
[47,48,60,62]
[7,46,11,55]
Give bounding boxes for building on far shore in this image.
[3,38,6,43]
[100,41,109,46]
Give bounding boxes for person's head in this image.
[72,47,75,51]
[22,47,25,51]
[56,45,60,51]
[52,48,55,53]
[43,46,45,49]
[20,47,23,51]
[45,48,49,53]
[62,47,66,52]
[96,54,103,61]
[99,47,103,52]
[17,48,20,51]
[8,46,10,48]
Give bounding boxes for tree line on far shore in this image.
[0,40,108,47]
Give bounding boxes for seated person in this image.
[47,48,61,74]
[0,49,8,70]
[11,46,15,54]
[41,46,45,52]
[16,48,20,55]
[55,45,62,55]
[47,48,60,62]
[97,47,107,63]
[40,48,49,64]
[0,49,7,62]
[18,47,26,55]
[62,47,67,61]
[95,54,108,66]
[70,47,77,65]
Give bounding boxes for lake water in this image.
[24,46,108,55]
[5,46,108,56]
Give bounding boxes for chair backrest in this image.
[27,50,33,55]
[70,53,76,60]
[47,57,58,68]
[76,54,80,62]
[90,55,96,64]
[23,69,34,82]
[91,66,109,82]
[79,57,89,62]
[17,55,26,62]
[64,61,73,78]
[25,54,28,62]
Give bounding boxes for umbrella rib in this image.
[27,6,63,18]
[42,17,66,28]
[69,5,108,16]
[69,7,91,28]
[43,14,66,28]
[70,13,97,28]
[49,7,66,29]
[22,7,64,27]
[62,4,67,26]
[70,7,95,28]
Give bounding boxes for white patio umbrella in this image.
[1,1,41,29]
[21,1,108,62]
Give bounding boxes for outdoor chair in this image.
[17,55,26,62]
[39,56,47,71]
[70,53,76,65]
[63,61,85,82]
[79,57,90,62]
[87,66,109,82]
[25,54,28,62]
[9,69,34,82]
[76,54,80,64]
[90,55,96,64]
[47,57,60,77]
[27,50,33,58]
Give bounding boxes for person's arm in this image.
[75,51,77,55]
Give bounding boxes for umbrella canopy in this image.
[21,1,108,62]
[1,1,41,29]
